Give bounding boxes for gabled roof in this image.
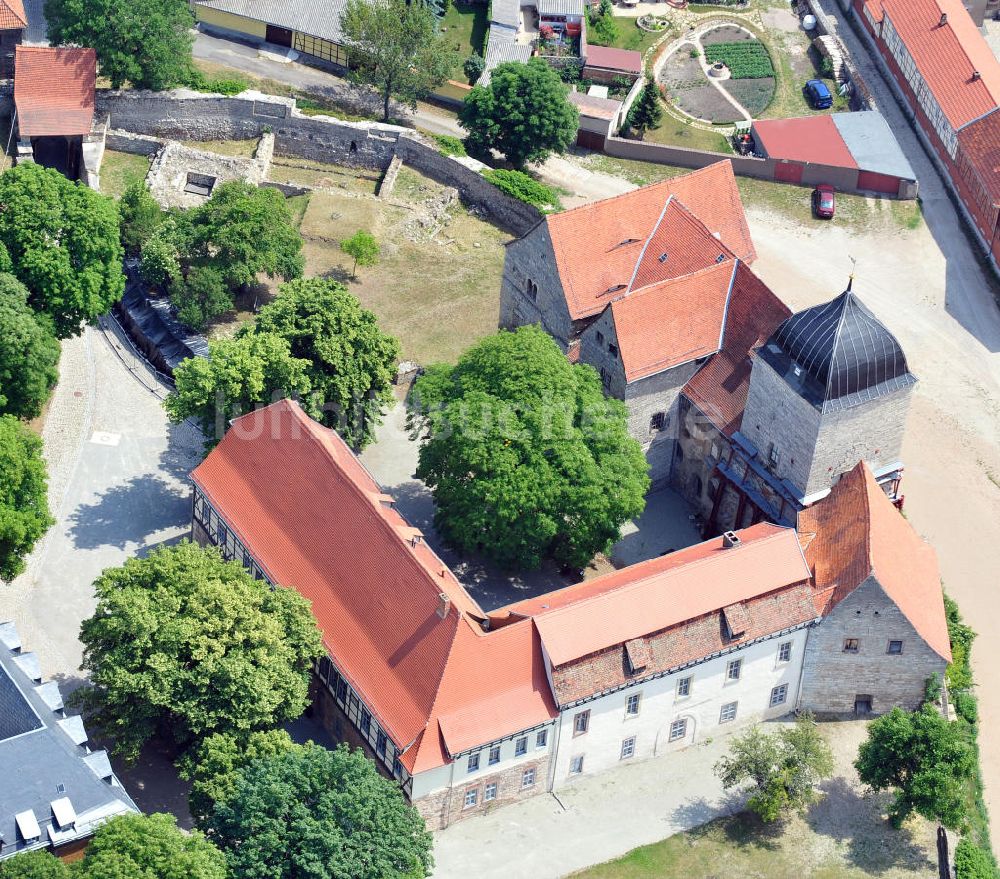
[957,112,1000,208]
[610,260,736,382]
[194,0,346,44]
[567,89,621,121]
[798,462,951,662]
[870,0,1000,130]
[584,45,642,75]
[512,525,812,668]
[14,47,96,138]
[191,401,554,772]
[543,162,756,320]
[0,0,26,30]
[752,115,858,168]
[682,262,791,436]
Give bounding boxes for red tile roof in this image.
[683,262,791,436]
[14,46,96,138]
[515,526,812,667]
[611,260,736,381]
[957,112,1000,207]
[545,162,756,320]
[584,45,643,75]
[752,115,858,168]
[798,462,952,662]
[0,0,26,29]
[191,401,555,772]
[567,89,621,121]
[873,0,1000,130]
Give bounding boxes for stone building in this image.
[190,399,949,830]
[0,0,25,79]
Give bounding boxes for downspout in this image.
[793,620,819,712]
[546,715,563,793]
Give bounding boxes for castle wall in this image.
[499,225,574,345]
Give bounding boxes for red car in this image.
[812,184,836,219]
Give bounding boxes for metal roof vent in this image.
[722,530,741,548]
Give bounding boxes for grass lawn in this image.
[266,156,383,193]
[571,809,937,879]
[644,109,732,153]
[188,139,259,158]
[99,150,152,197]
[439,0,489,83]
[600,18,667,55]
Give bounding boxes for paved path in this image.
[0,323,202,686]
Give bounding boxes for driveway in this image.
[0,321,202,687]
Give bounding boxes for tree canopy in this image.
[118,178,165,256]
[190,181,304,290]
[0,415,54,582]
[78,541,322,761]
[460,59,579,168]
[247,278,399,449]
[411,325,649,570]
[340,229,380,279]
[855,704,977,829]
[626,78,664,139]
[0,850,72,879]
[182,729,301,825]
[165,332,313,443]
[0,163,124,339]
[714,713,834,822]
[340,0,457,121]
[0,274,60,420]
[45,0,195,89]
[207,743,434,879]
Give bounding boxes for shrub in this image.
[140,230,181,292]
[589,12,619,46]
[924,673,942,705]
[434,134,467,156]
[171,265,232,330]
[186,68,250,96]
[955,838,998,879]
[956,690,979,726]
[704,40,774,79]
[482,169,560,210]
[463,52,485,84]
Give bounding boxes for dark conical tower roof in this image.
[758,286,916,412]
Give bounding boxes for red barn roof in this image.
[752,115,858,168]
[14,46,96,137]
[584,45,643,75]
[957,112,1000,208]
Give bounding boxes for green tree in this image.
[81,813,226,879]
[855,704,977,829]
[45,0,194,89]
[118,178,164,255]
[339,229,380,279]
[139,222,182,292]
[340,0,457,121]
[165,332,313,441]
[208,743,433,879]
[78,541,322,761]
[171,265,232,330]
[0,415,54,581]
[249,278,399,449]
[588,0,619,46]
[460,59,579,168]
[714,714,834,822]
[190,182,304,290]
[626,78,664,139]
[0,274,61,420]
[411,325,649,570]
[0,850,71,879]
[0,163,124,339]
[954,837,998,879]
[182,729,302,825]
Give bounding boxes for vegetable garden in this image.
[704,40,774,78]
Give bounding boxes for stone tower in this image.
[740,283,916,505]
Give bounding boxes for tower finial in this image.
[846,256,856,292]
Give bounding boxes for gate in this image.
[774,161,804,184]
[857,169,900,194]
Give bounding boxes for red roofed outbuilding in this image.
[0,0,25,78]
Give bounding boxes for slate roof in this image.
[194,0,347,43]
[14,46,96,138]
[757,287,916,412]
[0,0,26,30]
[0,624,137,860]
[192,401,556,773]
[798,462,951,662]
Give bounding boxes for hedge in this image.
[481,169,561,210]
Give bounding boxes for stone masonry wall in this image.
[672,395,730,523]
[499,227,574,344]
[799,577,947,715]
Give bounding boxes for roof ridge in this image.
[626,194,673,293]
[624,254,736,299]
[533,527,798,621]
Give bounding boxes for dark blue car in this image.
[804,79,833,109]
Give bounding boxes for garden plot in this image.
[705,33,777,116]
[660,49,740,123]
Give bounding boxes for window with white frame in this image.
[515,736,528,756]
[573,710,590,735]
[467,752,480,773]
[726,659,742,681]
[570,755,585,775]
[720,701,738,723]
[489,744,501,765]
[463,788,478,809]
[626,693,641,716]
[536,729,548,749]
[620,736,636,759]
[770,684,788,707]
[484,782,498,802]
[669,718,687,741]
[676,676,692,698]
[522,767,536,788]
[778,641,792,662]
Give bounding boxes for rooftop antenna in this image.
[846,256,857,292]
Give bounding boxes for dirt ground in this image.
[745,203,1000,847]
